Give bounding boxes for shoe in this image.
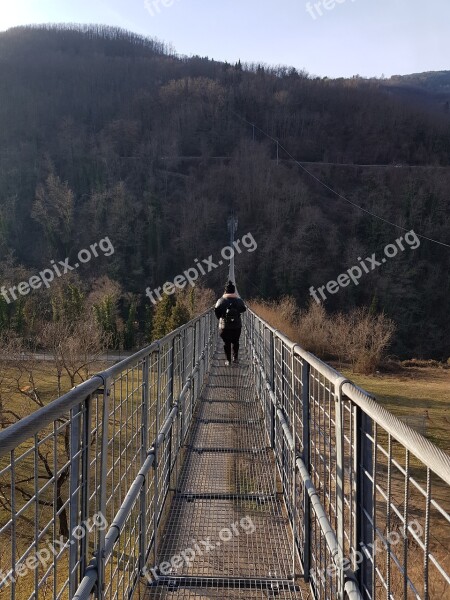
[225,360,230,366]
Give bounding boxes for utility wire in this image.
[232,112,450,249]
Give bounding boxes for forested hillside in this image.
[0,24,449,358]
[388,70,450,95]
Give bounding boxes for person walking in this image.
[214,281,247,366]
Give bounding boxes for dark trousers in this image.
[219,328,242,362]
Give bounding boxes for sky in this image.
[0,0,449,78]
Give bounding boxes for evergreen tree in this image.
[151,295,174,341]
[0,296,10,332]
[124,298,137,350]
[94,296,120,349]
[52,284,84,325]
[144,304,153,344]
[167,301,190,332]
[12,298,26,335]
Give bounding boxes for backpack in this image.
[224,302,240,326]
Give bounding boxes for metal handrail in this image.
[0,308,216,600]
[246,307,450,600]
[339,381,450,486]
[0,375,104,457]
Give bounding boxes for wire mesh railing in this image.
[0,310,216,600]
[2,304,450,600]
[245,309,450,600]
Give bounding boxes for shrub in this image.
[248,297,298,341]
[297,301,332,358]
[341,308,396,374]
[250,299,396,375]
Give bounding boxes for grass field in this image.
[338,364,450,598]
[0,360,107,427]
[339,365,450,453]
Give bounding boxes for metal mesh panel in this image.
[146,580,303,599]
[351,415,450,600]
[0,385,104,600]
[0,310,216,600]
[245,309,450,600]
[309,367,338,541]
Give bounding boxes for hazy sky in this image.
[0,0,448,78]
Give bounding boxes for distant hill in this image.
[388,71,450,94]
[0,25,449,359]
[378,71,450,113]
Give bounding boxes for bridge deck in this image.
[145,344,307,599]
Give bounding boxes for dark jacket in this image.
[214,293,247,330]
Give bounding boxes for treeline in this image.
[0,26,449,358]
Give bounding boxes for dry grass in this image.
[0,359,108,428]
[0,361,71,424]
[248,296,300,341]
[344,367,450,453]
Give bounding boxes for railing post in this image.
[139,355,149,571]
[280,342,287,495]
[302,361,311,582]
[188,326,195,435]
[192,322,197,411]
[270,329,276,449]
[291,348,297,580]
[251,315,255,358]
[153,346,161,569]
[201,317,206,382]
[205,313,210,373]
[80,396,92,579]
[204,315,208,378]
[177,333,185,488]
[167,337,176,491]
[69,403,82,597]
[181,328,186,386]
[354,406,374,597]
[335,382,346,600]
[97,379,110,600]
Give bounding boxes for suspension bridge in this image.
[1,224,450,600]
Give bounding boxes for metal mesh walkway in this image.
[146,344,306,599]
[3,306,450,600]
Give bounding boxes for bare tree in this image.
[41,313,111,389]
[60,316,111,386]
[32,165,75,255]
[0,322,108,538]
[0,334,71,537]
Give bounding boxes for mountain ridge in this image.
[0,24,449,359]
